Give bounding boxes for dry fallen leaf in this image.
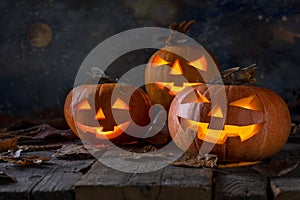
[252,160,299,177]
[0,136,17,152]
[1,155,50,165]
[1,149,50,165]
[53,144,95,160]
[172,153,218,168]
[2,124,76,142]
[32,124,76,140]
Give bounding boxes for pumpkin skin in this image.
[145,45,220,111]
[64,83,151,144]
[168,84,291,162]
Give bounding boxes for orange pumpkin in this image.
[64,83,151,144]
[168,84,291,162]
[145,45,219,111]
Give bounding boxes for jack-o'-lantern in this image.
[145,21,220,110]
[168,84,291,162]
[64,83,151,144]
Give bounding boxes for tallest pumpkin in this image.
[145,20,220,110]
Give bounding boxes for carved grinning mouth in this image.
[156,82,201,96]
[75,121,130,139]
[180,118,264,144]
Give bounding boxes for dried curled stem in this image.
[165,20,196,45]
[169,20,196,34]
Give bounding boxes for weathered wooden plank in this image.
[32,159,95,200]
[270,178,300,200]
[123,169,163,200]
[268,142,300,200]
[214,167,268,200]
[0,150,95,200]
[159,166,213,200]
[76,161,213,200]
[0,151,54,200]
[75,161,131,200]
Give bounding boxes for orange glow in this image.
[170,59,183,75]
[75,99,91,110]
[95,107,106,120]
[181,89,210,104]
[195,90,210,103]
[75,121,130,139]
[208,105,224,118]
[184,119,263,144]
[230,95,264,112]
[152,55,169,67]
[188,56,207,71]
[155,82,201,96]
[112,98,129,110]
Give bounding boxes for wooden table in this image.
[1,137,300,200]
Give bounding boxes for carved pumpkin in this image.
[64,83,151,144]
[145,45,219,110]
[168,84,291,162]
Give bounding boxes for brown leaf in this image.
[1,155,50,165]
[0,172,17,184]
[252,160,299,177]
[53,144,95,160]
[2,124,77,142]
[18,144,63,152]
[172,153,218,168]
[0,137,17,152]
[32,124,76,140]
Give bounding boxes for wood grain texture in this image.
[32,159,95,200]
[75,161,213,200]
[0,151,95,200]
[0,151,54,200]
[269,143,300,200]
[271,178,300,200]
[159,166,212,200]
[214,168,268,200]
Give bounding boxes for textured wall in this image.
[0,0,300,117]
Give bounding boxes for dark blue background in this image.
[1,0,300,118]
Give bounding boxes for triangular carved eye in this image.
[230,95,264,112]
[75,99,91,110]
[208,105,224,118]
[95,107,106,120]
[188,56,207,72]
[170,59,183,75]
[112,98,129,110]
[152,55,169,67]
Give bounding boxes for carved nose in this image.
[170,59,183,75]
[208,105,224,118]
[95,107,106,120]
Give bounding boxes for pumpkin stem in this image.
[165,20,196,45]
[218,63,258,85]
[169,20,196,34]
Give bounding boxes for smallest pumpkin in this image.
[64,83,152,144]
